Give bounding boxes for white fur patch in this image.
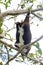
[18,26,24,47]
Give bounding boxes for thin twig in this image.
[6,27,16,32]
[18,35,43,51]
[26,56,43,64]
[32,12,43,20]
[0,48,7,54]
[0,35,43,52]
[0,35,12,41]
[3,24,8,30]
[4,35,43,64]
[5,51,20,65]
[5,46,9,65]
[5,17,14,21]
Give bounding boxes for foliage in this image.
[0,0,12,8]
[0,0,43,65]
[0,62,3,65]
[0,18,3,34]
[33,42,42,56]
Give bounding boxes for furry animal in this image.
[15,13,32,55]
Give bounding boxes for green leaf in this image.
[37,4,42,8]
[0,18,3,28]
[10,37,13,41]
[19,54,25,61]
[37,48,42,55]
[33,43,42,55]
[24,0,35,3]
[9,48,12,52]
[8,0,11,3]
[0,43,3,48]
[5,33,10,37]
[26,0,29,2]
[37,13,42,16]
[4,0,11,3]
[5,0,6,2]
[33,42,40,49]
[0,29,3,34]
[0,62,3,65]
[33,61,38,64]
[40,63,43,65]
[29,53,34,58]
[5,33,12,41]
[21,54,25,60]
[28,5,33,10]
[0,22,2,27]
[4,3,9,9]
[0,0,1,1]
[21,4,25,9]
[0,18,3,34]
[27,0,36,3]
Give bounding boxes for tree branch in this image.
[6,27,16,32]
[32,12,43,20]
[5,51,20,65]
[0,34,13,41]
[1,35,43,64]
[0,35,43,52]
[27,56,43,64]
[5,46,9,65]
[0,39,17,50]
[23,35,43,49]
[0,8,43,18]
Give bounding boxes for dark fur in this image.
[15,13,32,55]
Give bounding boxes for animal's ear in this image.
[15,22,19,24]
[27,12,30,16]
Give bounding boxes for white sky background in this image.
[0,0,43,65]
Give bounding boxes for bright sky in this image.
[0,0,43,65]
